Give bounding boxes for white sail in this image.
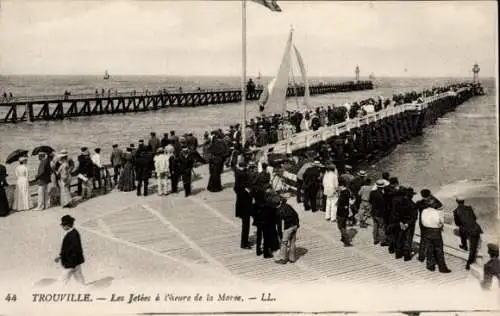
[293,44,310,109]
[258,77,276,107]
[259,29,293,115]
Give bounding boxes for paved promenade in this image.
[1,163,492,289]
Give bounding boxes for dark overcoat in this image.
[60,229,85,269]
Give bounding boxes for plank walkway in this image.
[74,166,474,287]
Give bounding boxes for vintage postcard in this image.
[0,0,498,315]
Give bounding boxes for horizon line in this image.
[0,73,491,79]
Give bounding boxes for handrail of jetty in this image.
[258,90,459,155]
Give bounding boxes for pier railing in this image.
[259,90,461,154]
[0,81,373,123]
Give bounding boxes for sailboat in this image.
[104,70,110,80]
[258,28,310,114]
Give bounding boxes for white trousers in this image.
[60,265,85,285]
[37,184,49,209]
[325,195,338,220]
[157,176,168,195]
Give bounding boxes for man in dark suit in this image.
[161,133,170,148]
[110,144,123,186]
[453,197,483,270]
[169,131,181,155]
[275,197,300,264]
[369,180,388,246]
[302,162,322,212]
[337,185,352,247]
[55,215,85,285]
[76,148,94,199]
[234,161,253,249]
[76,147,87,195]
[384,177,401,254]
[135,144,154,196]
[178,144,205,197]
[394,187,418,261]
[34,152,52,211]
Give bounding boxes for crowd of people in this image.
[0,82,479,215]
[1,80,496,286]
[0,129,236,215]
[229,147,499,287]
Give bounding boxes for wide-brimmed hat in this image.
[156,147,164,153]
[345,165,352,170]
[357,170,367,176]
[19,156,28,162]
[59,150,68,156]
[455,196,465,202]
[60,215,75,226]
[376,179,387,188]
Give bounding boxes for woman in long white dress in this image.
[57,151,72,208]
[13,156,32,211]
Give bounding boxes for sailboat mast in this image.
[289,58,300,110]
[241,0,247,147]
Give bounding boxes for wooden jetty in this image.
[0,80,373,123]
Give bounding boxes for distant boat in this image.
[369,73,375,81]
[104,70,110,80]
[257,71,262,80]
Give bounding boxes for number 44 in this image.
[5,293,17,302]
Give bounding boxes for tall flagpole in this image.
[241,0,247,147]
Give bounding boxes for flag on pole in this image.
[251,0,282,12]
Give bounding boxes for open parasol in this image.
[6,149,29,164]
[32,146,55,156]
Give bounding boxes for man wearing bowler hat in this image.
[55,215,85,285]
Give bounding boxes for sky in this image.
[0,1,497,78]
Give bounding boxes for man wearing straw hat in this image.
[55,215,85,285]
[369,179,388,246]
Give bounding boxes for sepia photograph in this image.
[0,0,498,315]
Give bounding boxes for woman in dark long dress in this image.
[118,148,135,192]
[206,135,227,192]
[0,163,10,217]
